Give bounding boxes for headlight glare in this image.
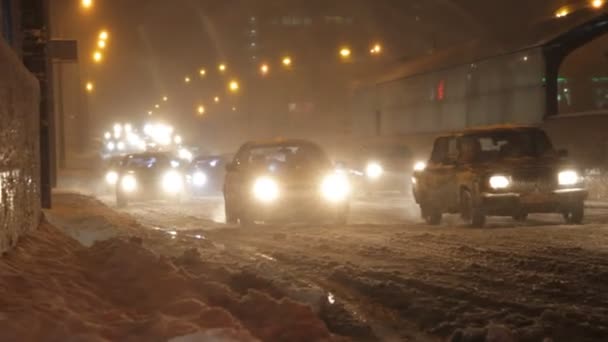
[366,162,383,180]
[192,172,207,187]
[253,177,279,203]
[105,171,118,185]
[121,175,137,193]
[489,175,511,189]
[413,161,427,172]
[162,171,184,194]
[558,170,580,186]
[321,173,351,202]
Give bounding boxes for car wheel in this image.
[116,191,128,208]
[421,204,442,225]
[461,190,486,228]
[563,202,584,224]
[224,201,238,224]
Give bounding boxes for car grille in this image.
[512,168,556,193]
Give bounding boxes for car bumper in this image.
[481,188,588,215]
[244,194,349,222]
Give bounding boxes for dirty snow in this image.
[4,191,608,341]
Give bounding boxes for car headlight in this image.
[558,170,580,186]
[121,175,137,193]
[413,161,427,172]
[162,170,184,194]
[489,175,511,189]
[253,177,279,203]
[192,171,207,187]
[366,162,383,180]
[321,173,351,203]
[105,171,118,186]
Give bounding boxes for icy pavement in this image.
[4,192,608,341]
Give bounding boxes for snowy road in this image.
[92,193,608,341]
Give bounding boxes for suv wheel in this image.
[563,202,584,224]
[461,190,486,228]
[421,204,442,225]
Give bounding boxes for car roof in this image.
[437,125,542,139]
[242,139,321,149]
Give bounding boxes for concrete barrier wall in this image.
[0,36,41,253]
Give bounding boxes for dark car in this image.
[186,154,232,196]
[115,152,185,207]
[354,143,413,195]
[223,139,351,225]
[412,126,588,227]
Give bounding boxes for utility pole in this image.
[21,0,54,208]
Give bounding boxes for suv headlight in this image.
[162,171,184,194]
[192,171,207,187]
[121,175,137,193]
[366,162,383,180]
[253,177,279,203]
[413,161,427,172]
[489,175,511,189]
[105,171,118,185]
[321,173,351,203]
[558,170,580,186]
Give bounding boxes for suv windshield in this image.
[462,130,555,162]
[246,144,330,168]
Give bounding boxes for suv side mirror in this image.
[558,149,569,158]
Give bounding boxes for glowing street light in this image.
[162,96,168,102]
[218,63,227,73]
[97,40,106,49]
[92,51,103,63]
[229,80,240,93]
[104,132,111,140]
[370,43,382,55]
[260,63,269,75]
[199,68,207,76]
[197,105,206,115]
[99,30,109,41]
[81,0,93,10]
[592,0,605,9]
[282,56,292,68]
[148,111,153,116]
[155,104,160,109]
[339,47,352,59]
[85,81,94,93]
[185,76,191,83]
[555,7,570,18]
[214,96,220,103]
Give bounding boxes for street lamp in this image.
[162,96,168,102]
[185,76,191,83]
[339,47,352,59]
[229,80,240,93]
[555,7,570,18]
[260,63,269,75]
[219,64,227,73]
[85,81,94,93]
[197,105,206,115]
[199,68,206,77]
[148,111,153,116]
[370,43,382,55]
[99,30,109,41]
[92,51,103,63]
[81,0,93,9]
[214,96,220,103]
[592,0,604,9]
[97,40,106,49]
[155,104,160,109]
[282,56,292,68]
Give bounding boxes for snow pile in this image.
[0,221,345,341]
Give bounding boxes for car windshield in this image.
[463,130,555,162]
[246,144,330,168]
[125,155,171,169]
